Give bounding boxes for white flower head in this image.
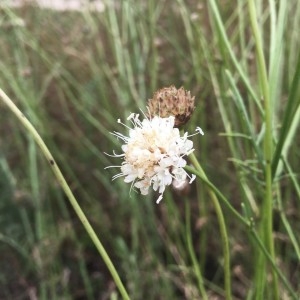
[106,113,202,204]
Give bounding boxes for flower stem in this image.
[247,1,279,298]
[189,153,232,300]
[0,88,130,300]
[185,201,208,300]
[185,164,298,299]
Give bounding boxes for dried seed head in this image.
[147,86,195,127]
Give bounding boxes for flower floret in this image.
[108,113,199,203]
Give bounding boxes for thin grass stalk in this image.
[276,185,300,260]
[237,0,248,72]
[0,88,130,300]
[250,230,298,300]
[268,0,287,110]
[247,1,279,298]
[28,138,43,241]
[208,0,263,114]
[198,26,261,218]
[196,179,208,275]
[184,165,298,299]
[288,1,300,80]
[28,138,47,298]
[224,69,264,166]
[185,201,208,300]
[176,0,202,84]
[283,159,300,200]
[271,51,300,178]
[188,153,232,300]
[163,192,187,252]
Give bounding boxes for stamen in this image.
[156,194,163,204]
[104,165,122,169]
[196,127,204,135]
[106,112,204,204]
[112,173,125,180]
[189,174,196,183]
[104,151,125,157]
[127,113,135,120]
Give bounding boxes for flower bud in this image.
[147,86,195,127]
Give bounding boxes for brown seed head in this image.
[147,86,195,127]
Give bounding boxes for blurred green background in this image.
[0,1,299,299]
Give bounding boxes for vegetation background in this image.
[0,0,299,299]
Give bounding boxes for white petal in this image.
[108,113,202,203]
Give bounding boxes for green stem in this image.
[247,1,279,298]
[250,230,298,300]
[189,153,232,300]
[185,163,298,299]
[185,201,208,300]
[0,88,130,300]
[184,156,299,300]
[185,164,248,227]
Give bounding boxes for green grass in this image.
[0,0,300,299]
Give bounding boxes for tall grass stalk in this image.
[184,165,298,299]
[185,201,208,300]
[208,0,262,113]
[0,88,130,300]
[247,1,279,298]
[188,153,232,300]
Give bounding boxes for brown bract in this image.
[147,86,195,127]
